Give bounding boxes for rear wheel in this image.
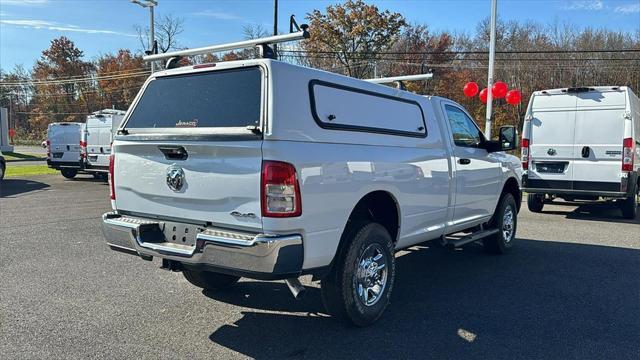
[321,222,395,327]
[0,163,5,180]
[60,169,77,179]
[182,269,239,291]
[620,183,638,219]
[527,193,544,213]
[484,193,517,254]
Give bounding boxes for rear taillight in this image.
[80,140,87,159]
[521,138,530,170]
[622,137,634,172]
[108,153,115,200]
[46,140,50,158]
[261,160,301,217]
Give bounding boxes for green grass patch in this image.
[5,164,58,177]
[3,152,46,161]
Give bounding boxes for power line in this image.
[281,49,640,55]
[0,71,150,87]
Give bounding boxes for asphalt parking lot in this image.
[1,174,638,359]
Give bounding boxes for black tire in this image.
[484,193,518,254]
[60,169,77,179]
[182,269,239,291]
[321,222,395,327]
[620,183,638,219]
[0,163,5,180]
[527,193,544,213]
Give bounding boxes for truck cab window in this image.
[444,105,482,147]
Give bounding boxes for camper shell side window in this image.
[308,79,427,138]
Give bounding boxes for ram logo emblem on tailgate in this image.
[166,165,185,192]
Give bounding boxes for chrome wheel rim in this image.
[355,243,388,307]
[502,206,515,243]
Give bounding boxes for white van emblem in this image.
[166,165,185,191]
[547,148,557,156]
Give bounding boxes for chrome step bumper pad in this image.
[101,212,303,279]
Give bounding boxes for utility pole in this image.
[485,0,497,137]
[273,0,278,57]
[131,0,158,72]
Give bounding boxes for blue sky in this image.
[1,0,639,71]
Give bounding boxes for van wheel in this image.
[620,184,638,219]
[527,193,544,212]
[0,163,5,180]
[182,269,239,291]
[60,169,77,179]
[321,222,395,327]
[484,193,517,254]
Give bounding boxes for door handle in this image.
[158,146,188,160]
[581,146,590,158]
[458,158,471,165]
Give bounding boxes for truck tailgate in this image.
[113,140,263,231]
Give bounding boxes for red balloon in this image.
[463,82,479,97]
[505,89,522,105]
[479,88,489,103]
[492,81,508,98]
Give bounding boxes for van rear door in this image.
[528,93,577,187]
[86,117,112,168]
[572,90,626,189]
[49,123,81,163]
[113,66,265,231]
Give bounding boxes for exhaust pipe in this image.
[284,278,306,299]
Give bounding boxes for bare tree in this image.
[135,14,184,54]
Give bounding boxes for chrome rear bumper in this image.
[101,212,303,280]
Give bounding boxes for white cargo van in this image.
[46,122,83,178]
[81,109,126,174]
[521,86,640,218]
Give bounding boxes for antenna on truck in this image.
[143,16,310,69]
[364,73,434,90]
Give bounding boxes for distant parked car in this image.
[521,86,639,219]
[0,150,5,180]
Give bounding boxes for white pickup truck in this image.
[101,33,522,327]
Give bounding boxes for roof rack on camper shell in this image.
[141,17,434,91]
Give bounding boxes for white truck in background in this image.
[100,29,523,327]
[81,109,126,176]
[46,122,84,179]
[521,86,639,219]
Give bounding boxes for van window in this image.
[444,105,482,147]
[310,80,426,137]
[125,67,261,129]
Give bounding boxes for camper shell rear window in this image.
[124,67,262,129]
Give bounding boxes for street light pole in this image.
[485,0,497,138]
[149,5,155,72]
[131,0,157,73]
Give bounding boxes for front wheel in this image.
[484,193,518,254]
[527,193,544,213]
[182,269,239,291]
[620,183,638,219]
[60,169,77,179]
[321,222,395,327]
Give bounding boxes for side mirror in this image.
[498,126,517,151]
[486,126,517,152]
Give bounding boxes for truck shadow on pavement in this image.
[0,179,50,198]
[541,200,640,225]
[205,239,639,359]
